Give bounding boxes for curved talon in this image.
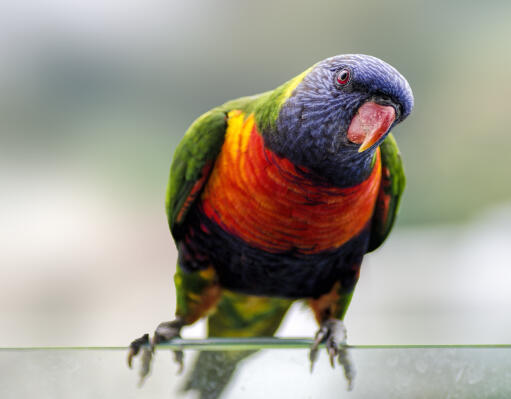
[128,318,185,383]
[127,333,149,369]
[338,347,356,391]
[309,323,329,372]
[174,349,184,374]
[309,319,355,390]
[138,347,153,385]
[327,344,337,368]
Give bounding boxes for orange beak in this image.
[347,101,396,152]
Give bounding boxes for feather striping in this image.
[200,111,382,254]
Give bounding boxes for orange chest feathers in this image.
[200,111,382,254]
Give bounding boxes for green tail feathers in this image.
[182,291,293,399]
[183,350,253,399]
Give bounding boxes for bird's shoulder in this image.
[166,92,270,237]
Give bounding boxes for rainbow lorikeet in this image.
[128,54,413,394]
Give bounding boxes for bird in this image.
[128,54,413,396]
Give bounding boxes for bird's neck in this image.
[309,151,380,188]
[256,98,380,188]
[261,128,380,188]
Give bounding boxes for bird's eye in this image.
[336,68,351,86]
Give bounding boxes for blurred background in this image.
[1,0,511,347]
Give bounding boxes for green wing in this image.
[166,109,227,238]
[367,133,406,252]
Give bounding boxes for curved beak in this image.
[347,101,396,152]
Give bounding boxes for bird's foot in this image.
[127,318,185,384]
[309,319,355,391]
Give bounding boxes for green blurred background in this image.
[1,0,511,347]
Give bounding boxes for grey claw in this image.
[309,348,318,373]
[309,319,355,391]
[128,318,185,384]
[174,349,184,374]
[138,346,153,385]
[338,346,356,391]
[127,333,149,369]
[328,345,336,368]
[310,324,328,372]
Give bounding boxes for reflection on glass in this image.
[1,342,510,398]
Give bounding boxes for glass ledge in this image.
[2,339,511,399]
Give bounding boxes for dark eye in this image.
[336,68,351,85]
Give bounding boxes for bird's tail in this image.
[181,291,293,399]
[182,350,254,399]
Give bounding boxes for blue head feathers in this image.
[264,54,414,187]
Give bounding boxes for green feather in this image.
[165,109,227,235]
[368,133,406,252]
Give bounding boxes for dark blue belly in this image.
[178,206,369,299]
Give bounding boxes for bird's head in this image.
[264,54,413,184]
